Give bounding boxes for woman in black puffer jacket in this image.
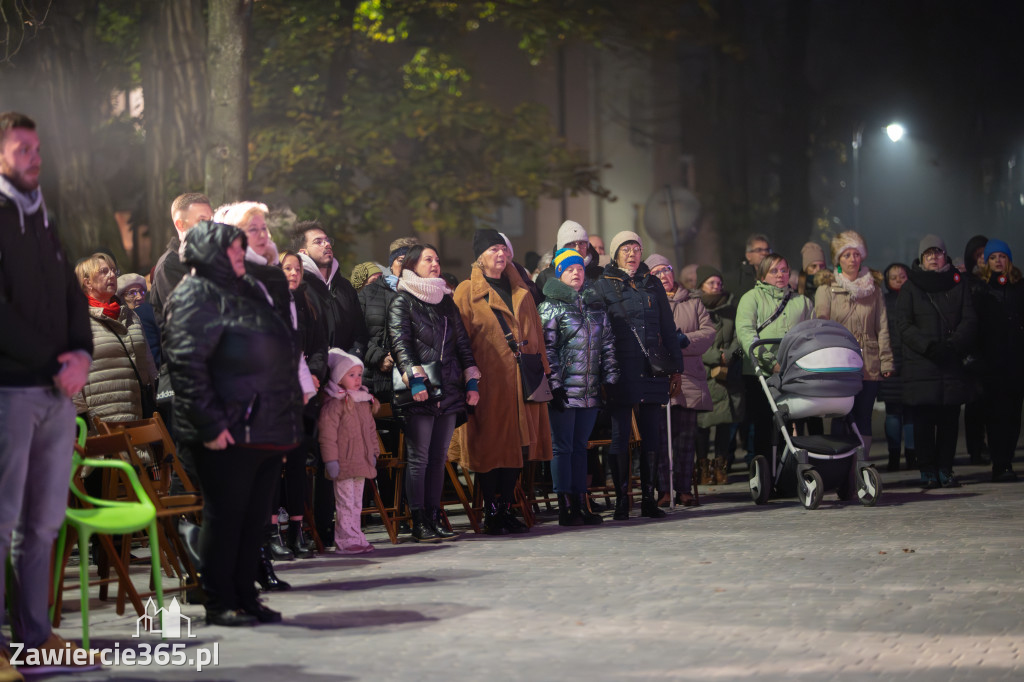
[591,232,683,521]
[895,235,977,489]
[879,262,914,471]
[387,244,480,542]
[165,221,303,627]
[538,248,619,526]
[970,239,1024,482]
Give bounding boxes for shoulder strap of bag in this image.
[488,294,522,357]
[607,286,652,358]
[112,327,147,389]
[756,289,793,334]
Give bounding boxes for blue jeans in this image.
[0,386,76,648]
[549,407,599,494]
[404,413,457,509]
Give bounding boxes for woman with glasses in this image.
[72,254,157,429]
[735,253,815,465]
[895,235,977,489]
[117,273,162,368]
[591,232,684,520]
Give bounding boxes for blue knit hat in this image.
[983,238,1012,263]
[552,248,585,278]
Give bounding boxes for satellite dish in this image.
[644,185,700,263]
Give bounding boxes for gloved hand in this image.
[409,376,428,396]
[676,330,691,349]
[325,460,340,480]
[550,386,569,412]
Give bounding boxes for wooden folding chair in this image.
[360,407,409,544]
[92,414,201,601]
[587,410,643,507]
[443,460,480,534]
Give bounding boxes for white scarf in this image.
[324,383,375,402]
[836,267,876,300]
[397,269,451,304]
[0,175,48,234]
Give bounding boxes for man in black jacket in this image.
[150,192,213,326]
[0,112,98,671]
[292,220,368,357]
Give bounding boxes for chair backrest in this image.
[72,428,154,512]
[93,413,199,496]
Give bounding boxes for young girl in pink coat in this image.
[319,349,380,554]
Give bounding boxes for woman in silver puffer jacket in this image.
[537,248,619,526]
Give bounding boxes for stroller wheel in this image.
[797,469,824,510]
[857,466,883,506]
[749,455,771,505]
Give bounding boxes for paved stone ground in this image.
[17,443,1024,682]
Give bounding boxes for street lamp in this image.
[852,121,905,231]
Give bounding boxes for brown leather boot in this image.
[713,457,729,484]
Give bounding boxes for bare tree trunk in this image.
[205,0,252,208]
[35,0,123,262]
[140,0,207,258]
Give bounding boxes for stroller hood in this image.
[767,319,863,398]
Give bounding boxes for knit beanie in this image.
[328,348,363,386]
[983,238,1012,263]
[609,231,643,261]
[830,230,867,267]
[552,248,585,278]
[556,220,588,249]
[695,265,723,289]
[644,254,672,271]
[918,234,947,259]
[800,242,827,270]
[350,262,382,290]
[473,229,505,259]
[387,236,419,267]
[116,273,146,297]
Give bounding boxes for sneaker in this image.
[1,649,25,682]
[13,633,101,674]
[939,471,961,488]
[921,472,941,490]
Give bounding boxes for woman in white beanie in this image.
[591,232,684,520]
[815,230,893,459]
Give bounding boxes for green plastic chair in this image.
[51,417,163,648]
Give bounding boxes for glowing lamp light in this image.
[886,123,905,142]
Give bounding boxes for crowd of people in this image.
[2,109,1022,675]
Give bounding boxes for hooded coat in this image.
[591,261,684,405]
[298,252,368,357]
[73,305,157,424]
[878,264,908,405]
[895,264,978,406]
[971,268,1024,396]
[537,278,619,408]
[449,263,552,472]
[164,222,302,446]
[358,274,399,397]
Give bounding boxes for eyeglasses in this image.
[311,237,334,248]
[618,244,642,255]
[651,266,673,276]
[748,247,772,255]
[122,289,146,299]
[94,266,119,278]
[565,240,589,253]
[245,226,269,236]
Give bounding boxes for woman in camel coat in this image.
[451,229,552,534]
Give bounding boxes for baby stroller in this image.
[747,319,882,510]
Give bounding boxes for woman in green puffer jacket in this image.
[735,254,815,462]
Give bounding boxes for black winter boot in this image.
[576,493,603,525]
[887,451,901,472]
[905,448,918,469]
[640,486,667,518]
[500,502,530,533]
[267,523,294,561]
[558,493,583,526]
[256,545,291,591]
[483,502,509,536]
[287,521,314,558]
[430,508,458,540]
[411,508,442,543]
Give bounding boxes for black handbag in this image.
[627,324,675,377]
[391,362,443,407]
[490,304,553,403]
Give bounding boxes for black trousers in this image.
[909,405,960,476]
[192,443,285,611]
[608,402,664,490]
[743,375,775,462]
[982,392,1023,473]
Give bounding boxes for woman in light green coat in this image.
[735,254,815,461]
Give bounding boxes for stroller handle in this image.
[747,337,784,355]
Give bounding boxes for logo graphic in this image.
[134,597,196,639]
